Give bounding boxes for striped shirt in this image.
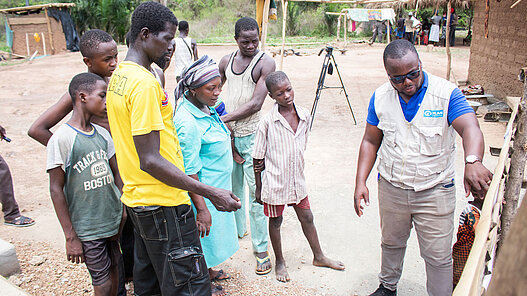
[252,103,311,205]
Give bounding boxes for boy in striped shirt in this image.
[253,71,345,282]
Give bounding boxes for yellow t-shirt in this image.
[106,61,190,207]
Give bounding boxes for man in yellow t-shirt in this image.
[106,3,240,295]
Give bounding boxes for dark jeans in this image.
[127,204,211,296]
[0,154,20,221]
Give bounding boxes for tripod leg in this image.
[311,55,330,129]
[330,55,357,125]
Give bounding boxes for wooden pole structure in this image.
[25,32,30,56]
[344,13,347,46]
[500,68,527,246]
[279,0,288,70]
[387,20,391,43]
[261,0,271,52]
[486,190,527,295]
[44,7,55,54]
[445,0,451,81]
[337,14,341,41]
[41,31,47,55]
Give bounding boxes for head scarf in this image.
[174,55,220,101]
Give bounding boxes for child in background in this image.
[47,73,125,296]
[253,71,345,282]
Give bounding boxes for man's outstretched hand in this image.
[464,162,493,199]
[208,188,241,212]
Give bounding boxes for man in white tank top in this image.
[174,20,198,82]
[353,40,492,296]
[219,17,276,276]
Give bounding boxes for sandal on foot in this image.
[211,269,230,281]
[4,215,35,227]
[255,253,272,275]
[238,231,248,239]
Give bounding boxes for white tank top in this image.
[174,37,193,77]
[224,50,265,137]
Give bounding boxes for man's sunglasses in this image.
[389,68,421,84]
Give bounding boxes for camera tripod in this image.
[310,46,357,129]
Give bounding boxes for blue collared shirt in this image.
[367,72,473,126]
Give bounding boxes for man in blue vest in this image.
[354,39,493,296]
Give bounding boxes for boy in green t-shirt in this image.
[47,72,125,296]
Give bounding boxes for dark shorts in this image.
[82,238,120,286]
[264,196,310,218]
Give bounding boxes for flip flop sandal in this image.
[238,231,248,239]
[255,253,272,275]
[4,215,35,227]
[211,269,230,281]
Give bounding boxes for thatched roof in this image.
[0,3,75,14]
[367,0,471,9]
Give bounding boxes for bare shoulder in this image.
[218,54,231,72]
[253,53,276,80]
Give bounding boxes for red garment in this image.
[453,205,481,286]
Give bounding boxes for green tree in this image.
[64,0,138,43]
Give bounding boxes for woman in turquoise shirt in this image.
[173,56,239,295]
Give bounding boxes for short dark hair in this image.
[68,73,105,103]
[235,17,259,38]
[179,20,189,32]
[129,1,178,45]
[383,39,419,65]
[79,29,114,58]
[265,71,290,92]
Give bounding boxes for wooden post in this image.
[25,33,30,56]
[44,8,55,54]
[337,14,341,41]
[261,0,271,52]
[279,0,288,70]
[500,68,527,245]
[344,14,347,46]
[387,20,391,43]
[41,31,47,55]
[446,0,452,81]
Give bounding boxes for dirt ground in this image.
[0,43,506,296]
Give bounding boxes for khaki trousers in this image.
[378,176,455,296]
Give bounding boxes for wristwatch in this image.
[465,155,481,164]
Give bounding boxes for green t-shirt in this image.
[46,123,122,241]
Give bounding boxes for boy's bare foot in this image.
[313,256,345,270]
[211,284,226,296]
[275,260,290,282]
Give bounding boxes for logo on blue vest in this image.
[424,110,444,118]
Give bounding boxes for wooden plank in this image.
[453,101,519,296]
[44,8,55,55]
[279,0,288,71]
[6,17,47,25]
[260,0,271,52]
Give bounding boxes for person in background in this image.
[1,125,35,227]
[174,20,198,83]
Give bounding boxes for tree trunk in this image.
[446,0,451,81]
[486,191,527,295]
[500,70,527,245]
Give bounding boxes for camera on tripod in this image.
[318,45,334,56]
[310,45,356,129]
